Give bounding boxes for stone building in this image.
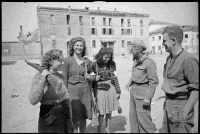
[37,6,150,57]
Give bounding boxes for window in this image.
[158,46,161,50]
[92,17,95,25]
[92,40,96,48]
[80,27,84,35]
[140,19,143,27]
[91,28,97,35]
[51,26,56,35]
[52,40,56,49]
[121,29,124,35]
[66,15,70,25]
[109,28,112,35]
[127,29,131,35]
[109,18,112,26]
[197,34,199,39]
[152,37,155,41]
[67,27,71,35]
[51,14,55,25]
[121,19,124,26]
[185,34,188,39]
[185,45,189,50]
[127,19,131,27]
[103,18,106,26]
[79,16,83,25]
[102,28,106,35]
[158,36,161,40]
[122,40,125,48]
[140,29,143,36]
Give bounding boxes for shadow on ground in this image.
[2,61,17,65]
[86,115,127,133]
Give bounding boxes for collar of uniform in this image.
[169,48,184,63]
[138,54,148,64]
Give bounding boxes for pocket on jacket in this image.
[43,113,57,126]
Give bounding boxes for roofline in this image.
[150,26,199,36]
[37,6,149,17]
[2,41,19,43]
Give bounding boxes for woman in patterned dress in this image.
[94,47,121,133]
[62,37,95,133]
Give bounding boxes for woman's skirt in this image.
[68,82,92,123]
[38,104,69,133]
[97,80,118,115]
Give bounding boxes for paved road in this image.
[2,53,199,133]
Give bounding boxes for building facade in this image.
[149,25,199,54]
[37,6,150,57]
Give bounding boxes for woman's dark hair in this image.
[95,47,114,66]
[41,49,63,70]
[68,37,87,57]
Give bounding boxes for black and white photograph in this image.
[2,2,199,133]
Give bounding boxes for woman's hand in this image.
[95,75,100,81]
[85,73,91,80]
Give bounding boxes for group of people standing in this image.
[28,25,199,133]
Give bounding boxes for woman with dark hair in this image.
[28,49,71,133]
[94,47,121,133]
[62,37,95,133]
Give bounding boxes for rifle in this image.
[84,59,99,126]
[25,59,74,132]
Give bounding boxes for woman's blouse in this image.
[62,56,94,88]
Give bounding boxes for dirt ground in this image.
[2,53,199,133]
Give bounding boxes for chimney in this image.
[98,7,99,10]
[20,25,23,36]
[68,6,71,10]
[114,8,116,11]
[85,7,89,10]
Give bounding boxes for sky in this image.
[2,2,198,41]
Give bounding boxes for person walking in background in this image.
[94,47,121,133]
[61,37,95,133]
[28,49,71,133]
[159,25,199,133]
[125,39,159,133]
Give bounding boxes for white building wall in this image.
[182,31,199,53]
[150,31,199,54]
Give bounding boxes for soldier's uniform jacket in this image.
[131,54,159,100]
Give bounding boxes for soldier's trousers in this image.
[129,92,156,133]
[159,99,194,133]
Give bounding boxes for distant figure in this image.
[159,25,199,133]
[125,39,159,133]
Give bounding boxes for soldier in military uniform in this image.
[125,39,159,133]
[159,25,199,133]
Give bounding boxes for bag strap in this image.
[95,62,98,76]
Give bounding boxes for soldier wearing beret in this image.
[125,39,159,133]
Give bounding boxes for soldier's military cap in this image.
[132,39,147,51]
